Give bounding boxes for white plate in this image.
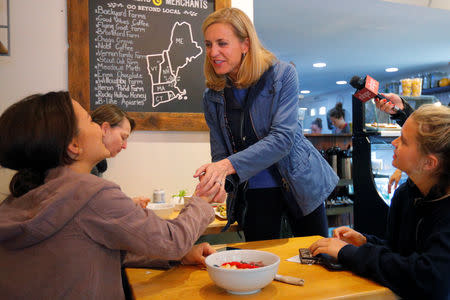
[214,205,227,219]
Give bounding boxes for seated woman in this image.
[0,92,220,299]
[90,104,149,208]
[329,102,350,134]
[90,104,135,176]
[310,104,450,299]
[310,117,323,134]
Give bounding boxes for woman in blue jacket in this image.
[310,104,450,299]
[194,8,338,241]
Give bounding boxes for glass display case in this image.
[370,136,407,206]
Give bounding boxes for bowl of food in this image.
[205,250,280,295]
[146,203,175,219]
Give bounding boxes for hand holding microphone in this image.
[349,75,403,114]
[375,93,404,115]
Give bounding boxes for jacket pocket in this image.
[289,138,312,175]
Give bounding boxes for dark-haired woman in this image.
[329,102,350,134]
[311,117,323,134]
[0,92,218,299]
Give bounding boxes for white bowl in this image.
[205,250,280,295]
[146,203,174,219]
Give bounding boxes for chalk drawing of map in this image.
[146,22,203,107]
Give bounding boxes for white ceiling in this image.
[254,0,450,97]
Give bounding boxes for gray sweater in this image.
[0,166,214,299]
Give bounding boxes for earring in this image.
[242,52,247,59]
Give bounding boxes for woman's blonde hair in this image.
[202,8,276,91]
[410,104,450,192]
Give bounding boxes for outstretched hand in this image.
[193,159,234,203]
[181,242,216,266]
[388,169,403,194]
[332,226,367,246]
[132,196,151,209]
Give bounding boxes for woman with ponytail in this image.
[310,104,450,299]
[329,102,350,134]
[0,92,219,299]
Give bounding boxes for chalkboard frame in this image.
[68,0,231,131]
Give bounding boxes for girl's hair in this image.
[0,91,77,197]
[329,102,345,119]
[410,104,450,193]
[202,7,276,91]
[312,117,323,129]
[91,104,135,131]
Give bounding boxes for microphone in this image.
[349,75,400,111]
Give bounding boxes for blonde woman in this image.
[310,104,450,299]
[194,8,338,241]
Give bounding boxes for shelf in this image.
[421,85,450,95]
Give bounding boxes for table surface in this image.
[126,236,398,300]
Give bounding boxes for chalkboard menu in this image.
[89,0,213,113]
[68,0,230,130]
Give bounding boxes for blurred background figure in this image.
[310,118,323,134]
[329,102,350,134]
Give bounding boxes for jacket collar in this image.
[205,63,277,105]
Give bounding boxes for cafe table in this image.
[125,236,398,299]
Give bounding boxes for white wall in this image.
[0,0,253,200]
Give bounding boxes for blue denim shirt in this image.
[203,60,338,216]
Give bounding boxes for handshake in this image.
[192,159,234,204]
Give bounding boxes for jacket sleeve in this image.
[78,186,215,261]
[389,97,414,127]
[338,230,450,299]
[228,64,300,182]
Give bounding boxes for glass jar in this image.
[422,73,431,89]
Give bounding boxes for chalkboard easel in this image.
[68,0,231,131]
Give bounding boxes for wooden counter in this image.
[126,236,398,299]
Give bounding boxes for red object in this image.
[354,75,379,102]
[221,261,262,269]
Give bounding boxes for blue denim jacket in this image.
[203,60,338,216]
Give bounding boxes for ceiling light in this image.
[313,62,326,68]
[310,108,316,116]
[336,80,347,85]
[385,67,399,72]
[300,90,310,94]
